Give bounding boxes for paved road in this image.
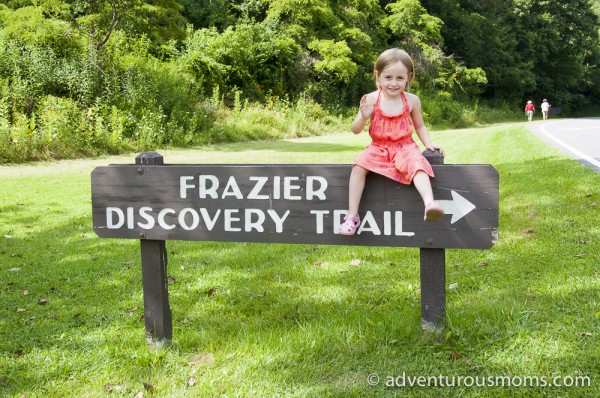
[527,118,600,172]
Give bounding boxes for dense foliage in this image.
[421,0,600,107]
[0,0,598,162]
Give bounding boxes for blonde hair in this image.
[374,48,415,89]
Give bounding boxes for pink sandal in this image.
[338,215,361,235]
[424,202,444,222]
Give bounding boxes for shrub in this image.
[0,112,37,163]
[36,95,91,158]
[197,95,345,144]
[180,22,304,103]
[87,103,134,154]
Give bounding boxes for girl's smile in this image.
[377,61,411,98]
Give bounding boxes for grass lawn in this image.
[1,122,598,397]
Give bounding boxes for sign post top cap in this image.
[136,152,164,165]
[422,149,444,165]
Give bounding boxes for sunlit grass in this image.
[1,123,598,397]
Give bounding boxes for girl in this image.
[339,48,445,235]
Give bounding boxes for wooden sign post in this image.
[92,152,499,342]
[420,151,446,330]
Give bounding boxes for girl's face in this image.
[377,61,411,97]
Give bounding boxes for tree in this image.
[68,0,186,55]
[180,21,304,101]
[421,0,600,108]
[178,0,237,30]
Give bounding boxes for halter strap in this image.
[375,90,409,116]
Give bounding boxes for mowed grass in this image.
[1,122,598,397]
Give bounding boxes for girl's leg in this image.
[347,166,368,216]
[339,166,368,235]
[413,171,435,205]
[413,171,444,221]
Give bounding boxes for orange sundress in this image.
[354,90,434,185]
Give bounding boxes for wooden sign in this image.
[92,164,498,249]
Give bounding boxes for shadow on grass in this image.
[199,139,365,154]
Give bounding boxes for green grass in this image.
[1,123,598,397]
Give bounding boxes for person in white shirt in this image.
[541,99,551,120]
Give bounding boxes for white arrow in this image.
[437,191,476,224]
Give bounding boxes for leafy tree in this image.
[180,20,304,101]
[524,0,600,108]
[383,0,443,47]
[306,39,357,102]
[70,0,187,54]
[380,0,487,98]
[0,5,93,115]
[421,0,600,108]
[179,0,237,30]
[382,0,445,87]
[0,4,82,55]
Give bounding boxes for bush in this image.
[180,22,305,103]
[195,94,345,144]
[0,115,34,163]
[420,92,520,129]
[87,103,135,154]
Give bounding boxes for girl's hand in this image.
[426,144,445,157]
[359,95,374,119]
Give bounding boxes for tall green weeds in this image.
[0,27,346,163]
[421,92,522,129]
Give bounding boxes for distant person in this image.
[338,48,445,236]
[525,100,535,122]
[541,99,551,120]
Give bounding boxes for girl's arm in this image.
[351,109,368,135]
[351,93,376,134]
[409,94,444,156]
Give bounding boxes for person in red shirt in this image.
[525,100,535,122]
